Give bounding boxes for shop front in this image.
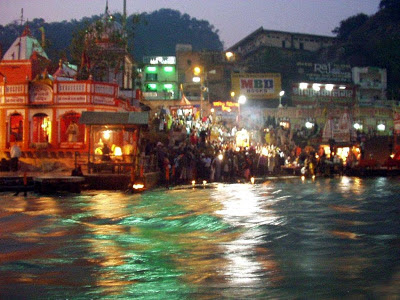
[79,111,149,174]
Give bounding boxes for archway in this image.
[32,113,51,144]
[60,112,85,148]
[9,113,23,143]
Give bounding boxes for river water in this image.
[1,176,399,299]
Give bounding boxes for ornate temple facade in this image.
[0,18,138,158]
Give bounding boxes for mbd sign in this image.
[231,73,281,100]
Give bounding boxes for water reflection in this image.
[0,177,399,298]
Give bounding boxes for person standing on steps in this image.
[10,143,22,172]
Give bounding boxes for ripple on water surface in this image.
[0,177,399,299]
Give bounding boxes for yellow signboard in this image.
[231,73,281,100]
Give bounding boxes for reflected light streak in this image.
[215,184,281,287]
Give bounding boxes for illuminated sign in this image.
[143,56,176,65]
[292,83,353,98]
[213,101,239,107]
[212,101,239,112]
[296,62,352,83]
[231,73,281,100]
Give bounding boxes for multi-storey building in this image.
[352,67,387,104]
[141,56,179,102]
[227,27,336,59]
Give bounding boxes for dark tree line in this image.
[331,0,400,99]
[0,9,223,72]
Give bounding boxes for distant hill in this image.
[0,8,223,69]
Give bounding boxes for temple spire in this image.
[105,0,110,16]
[123,0,127,30]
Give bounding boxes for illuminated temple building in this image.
[0,13,145,160]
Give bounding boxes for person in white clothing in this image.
[10,143,22,171]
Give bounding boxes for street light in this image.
[279,90,285,108]
[238,95,247,105]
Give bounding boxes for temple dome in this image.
[86,12,125,46]
[2,26,48,61]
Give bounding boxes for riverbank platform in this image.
[1,165,400,195]
[0,171,160,194]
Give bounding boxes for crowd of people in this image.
[140,107,357,187]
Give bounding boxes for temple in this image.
[0,11,143,161]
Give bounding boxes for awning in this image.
[180,94,191,105]
[79,111,149,125]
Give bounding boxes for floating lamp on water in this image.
[132,181,145,192]
[203,180,207,186]
[250,177,255,184]
[301,175,306,181]
[192,180,196,187]
[133,183,144,189]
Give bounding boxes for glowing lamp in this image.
[377,123,385,131]
[193,67,201,75]
[103,130,111,140]
[114,146,122,156]
[250,177,255,184]
[305,121,314,129]
[299,82,308,90]
[325,84,334,91]
[133,183,145,190]
[192,180,196,186]
[238,95,247,104]
[218,154,223,161]
[312,84,321,91]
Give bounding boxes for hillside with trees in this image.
[0,8,223,71]
[331,0,400,99]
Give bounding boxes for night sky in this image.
[0,0,381,48]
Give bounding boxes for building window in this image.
[145,73,158,81]
[146,66,157,72]
[282,41,286,48]
[146,83,157,92]
[299,43,304,50]
[163,66,174,73]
